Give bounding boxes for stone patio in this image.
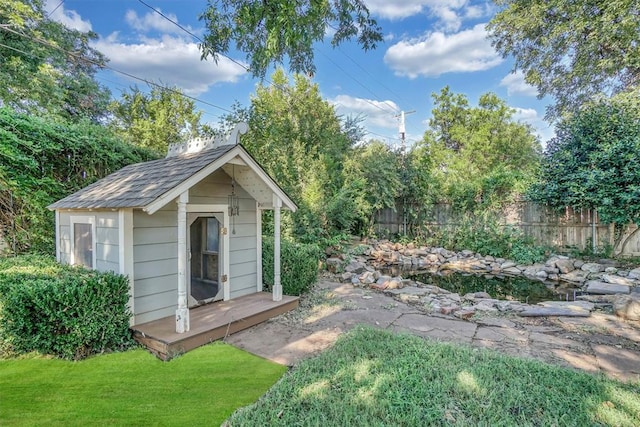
[225,277,640,382]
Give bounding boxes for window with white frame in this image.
[70,216,96,269]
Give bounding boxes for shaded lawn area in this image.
[0,343,286,426]
[228,326,640,427]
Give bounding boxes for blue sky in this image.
[47,0,554,149]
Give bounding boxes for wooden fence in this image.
[374,201,640,257]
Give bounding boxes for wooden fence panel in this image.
[373,201,640,255]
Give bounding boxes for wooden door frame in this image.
[186,205,230,306]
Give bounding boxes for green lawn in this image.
[228,326,640,426]
[0,343,286,426]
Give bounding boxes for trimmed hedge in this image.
[0,255,134,359]
[262,237,321,296]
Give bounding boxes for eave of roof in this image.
[48,144,297,213]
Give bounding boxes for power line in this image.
[136,0,250,74]
[0,24,235,114]
[333,46,411,108]
[316,48,398,115]
[46,0,65,18]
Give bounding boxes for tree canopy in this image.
[0,0,111,121]
[487,0,640,119]
[529,92,640,251]
[414,87,541,211]
[198,0,383,78]
[109,85,204,154]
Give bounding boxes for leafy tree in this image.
[417,88,541,211]
[0,0,111,121]
[199,0,383,77]
[109,85,204,154]
[529,92,640,253]
[488,0,640,119]
[341,141,402,235]
[223,69,358,240]
[0,108,157,253]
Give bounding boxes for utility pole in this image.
[396,110,415,236]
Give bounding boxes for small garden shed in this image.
[48,124,298,351]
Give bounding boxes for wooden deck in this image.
[132,292,298,360]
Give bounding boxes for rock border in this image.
[328,241,640,321]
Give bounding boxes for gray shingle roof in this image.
[49,145,235,210]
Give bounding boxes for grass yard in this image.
[228,326,640,426]
[0,343,286,426]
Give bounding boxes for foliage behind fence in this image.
[373,201,635,256]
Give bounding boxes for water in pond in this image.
[386,268,581,305]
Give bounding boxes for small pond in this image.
[384,267,582,305]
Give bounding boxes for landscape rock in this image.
[559,270,590,283]
[325,257,343,272]
[585,280,631,295]
[518,307,591,317]
[359,271,376,284]
[473,291,492,299]
[537,300,595,312]
[535,270,548,279]
[581,262,605,273]
[454,309,476,320]
[502,267,522,275]
[602,274,636,287]
[501,261,517,269]
[523,264,545,277]
[345,261,366,274]
[340,272,354,282]
[613,294,640,321]
[555,259,575,273]
[628,267,640,280]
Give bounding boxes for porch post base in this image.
[272,284,282,302]
[176,308,190,333]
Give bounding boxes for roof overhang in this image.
[143,145,297,215]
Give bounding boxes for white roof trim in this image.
[143,145,297,215]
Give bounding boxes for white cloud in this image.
[365,1,490,32]
[330,94,399,129]
[95,34,248,96]
[384,24,502,78]
[512,107,554,146]
[513,107,538,122]
[124,9,202,37]
[46,0,92,32]
[500,71,538,97]
[365,0,428,20]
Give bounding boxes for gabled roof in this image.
[48,144,297,213]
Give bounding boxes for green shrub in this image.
[0,255,134,359]
[425,213,548,264]
[0,108,158,254]
[262,237,321,296]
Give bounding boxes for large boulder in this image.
[613,294,640,321]
[555,259,575,274]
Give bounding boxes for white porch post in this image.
[273,194,282,301]
[176,191,190,333]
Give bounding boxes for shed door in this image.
[188,213,224,305]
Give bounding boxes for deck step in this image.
[131,293,298,360]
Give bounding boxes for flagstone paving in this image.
[225,277,640,382]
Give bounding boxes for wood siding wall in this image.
[58,210,120,271]
[374,202,640,255]
[131,169,260,324]
[133,206,178,324]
